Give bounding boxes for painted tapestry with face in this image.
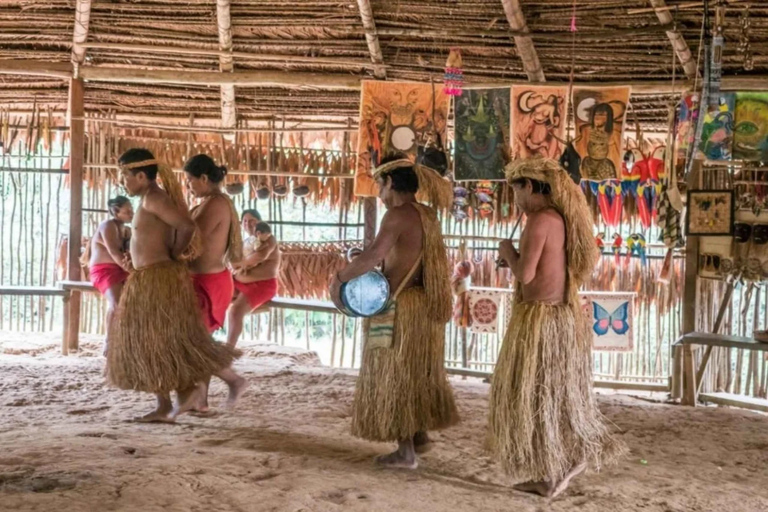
[511,85,567,160]
[734,93,768,162]
[573,86,630,182]
[355,81,449,197]
[454,88,509,181]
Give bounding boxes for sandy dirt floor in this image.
[1,332,767,512]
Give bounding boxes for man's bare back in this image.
[89,219,129,267]
[519,208,566,303]
[189,194,231,274]
[382,203,423,292]
[234,234,281,283]
[130,188,182,269]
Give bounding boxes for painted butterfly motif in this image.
[592,301,630,336]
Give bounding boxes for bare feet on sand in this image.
[375,450,418,470]
[375,439,418,470]
[133,409,176,424]
[226,376,249,408]
[133,395,175,423]
[174,384,206,418]
[514,462,587,499]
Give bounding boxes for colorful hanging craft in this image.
[585,180,622,226]
[626,233,647,266]
[444,48,464,96]
[612,233,623,265]
[452,185,469,221]
[452,258,473,328]
[475,181,495,219]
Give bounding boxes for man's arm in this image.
[498,215,549,285]
[337,209,401,283]
[101,221,127,267]
[145,192,196,259]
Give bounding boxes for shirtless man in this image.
[488,158,624,498]
[106,148,238,423]
[228,221,280,347]
[87,196,133,355]
[330,157,457,469]
[184,154,248,412]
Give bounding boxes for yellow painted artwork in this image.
[355,81,449,197]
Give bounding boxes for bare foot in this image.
[225,377,249,408]
[132,409,175,424]
[174,384,205,418]
[513,480,554,497]
[550,462,587,498]
[375,450,418,470]
[413,431,432,454]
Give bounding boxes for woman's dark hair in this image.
[254,221,271,235]
[107,196,130,216]
[377,154,419,194]
[510,177,551,195]
[118,148,158,180]
[591,103,615,133]
[184,154,227,184]
[242,209,262,222]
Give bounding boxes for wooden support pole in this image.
[216,0,237,129]
[363,197,377,248]
[680,160,701,405]
[66,78,85,353]
[71,0,92,66]
[500,0,545,82]
[356,0,386,79]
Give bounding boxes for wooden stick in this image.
[67,77,85,352]
[695,281,736,393]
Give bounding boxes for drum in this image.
[334,248,390,317]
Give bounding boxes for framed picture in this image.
[686,189,734,236]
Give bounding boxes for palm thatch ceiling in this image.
[1,0,766,131]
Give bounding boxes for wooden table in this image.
[674,332,768,405]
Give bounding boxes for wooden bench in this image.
[59,280,336,354]
[674,332,768,406]
[0,286,66,297]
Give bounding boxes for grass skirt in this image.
[487,298,627,482]
[106,261,239,394]
[351,287,459,442]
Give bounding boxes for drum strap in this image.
[365,251,424,351]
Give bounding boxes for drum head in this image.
[341,271,390,317]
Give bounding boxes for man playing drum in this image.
[330,156,458,469]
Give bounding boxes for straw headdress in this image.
[373,159,453,211]
[120,158,202,261]
[505,157,598,286]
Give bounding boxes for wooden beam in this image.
[216,0,236,129]
[500,0,545,82]
[356,0,386,79]
[78,42,377,69]
[66,77,85,353]
[648,0,697,79]
[71,0,92,66]
[1,60,767,94]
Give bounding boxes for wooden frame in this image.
[686,189,735,236]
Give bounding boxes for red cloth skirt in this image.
[191,269,234,333]
[89,263,128,295]
[234,278,278,310]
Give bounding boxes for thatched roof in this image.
[1,0,767,130]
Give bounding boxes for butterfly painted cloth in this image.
[593,301,630,336]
